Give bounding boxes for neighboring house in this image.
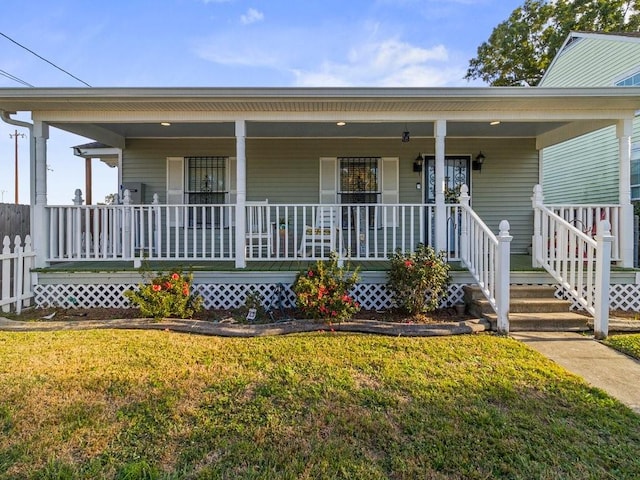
[0,85,639,321]
[539,32,640,204]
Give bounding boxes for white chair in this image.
[246,200,273,258]
[298,206,341,257]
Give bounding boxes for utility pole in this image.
[9,129,25,204]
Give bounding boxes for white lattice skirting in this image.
[553,284,640,312]
[34,283,467,311]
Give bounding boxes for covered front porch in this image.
[2,86,640,334]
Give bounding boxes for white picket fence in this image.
[1,235,36,314]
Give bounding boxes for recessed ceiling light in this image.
[489,121,501,126]
[160,122,171,126]
[336,121,346,126]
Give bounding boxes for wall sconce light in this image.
[472,151,486,172]
[413,154,423,172]
[402,124,410,143]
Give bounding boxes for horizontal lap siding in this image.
[122,137,537,254]
[541,36,640,205]
[541,38,640,87]
[543,127,619,203]
[246,138,435,204]
[122,139,236,204]
[448,138,538,254]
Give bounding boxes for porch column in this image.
[33,120,49,268]
[235,119,247,268]
[434,120,447,252]
[618,118,634,268]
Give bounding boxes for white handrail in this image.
[546,203,621,261]
[532,184,612,338]
[458,185,511,333]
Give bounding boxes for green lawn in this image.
[604,333,640,360]
[1,331,639,479]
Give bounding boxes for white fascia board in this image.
[37,109,639,124]
[2,85,640,101]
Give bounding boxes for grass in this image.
[604,334,640,360]
[0,331,639,479]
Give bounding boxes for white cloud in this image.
[293,39,463,87]
[240,8,264,25]
[193,23,468,87]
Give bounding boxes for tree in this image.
[466,0,640,86]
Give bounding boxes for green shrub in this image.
[292,254,360,322]
[124,271,203,319]
[387,244,450,314]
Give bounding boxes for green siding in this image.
[541,35,640,203]
[543,126,619,203]
[453,138,538,254]
[540,36,640,87]
[121,137,538,253]
[122,138,236,204]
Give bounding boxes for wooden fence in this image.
[0,203,30,240]
[0,235,35,314]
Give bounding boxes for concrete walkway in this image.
[513,332,640,414]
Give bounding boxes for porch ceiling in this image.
[50,119,570,140]
[2,86,638,145]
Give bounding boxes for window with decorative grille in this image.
[186,156,227,226]
[338,157,381,228]
[338,157,381,204]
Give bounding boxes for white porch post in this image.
[617,118,634,268]
[458,184,470,264]
[235,119,247,268]
[496,220,512,335]
[434,120,447,252]
[531,184,544,268]
[33,120,49,268]
[594,220,613,340]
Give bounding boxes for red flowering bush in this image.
[388,244,450,314]
[292,254,360,322]
[124,271,202,319]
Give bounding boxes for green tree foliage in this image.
[466,0,640,86]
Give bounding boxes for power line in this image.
[0,68,34,87]
[0,31,91,87]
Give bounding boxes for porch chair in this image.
[246,200,273,258]
[298,206,342,257]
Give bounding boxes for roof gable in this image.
[540,32,640,87]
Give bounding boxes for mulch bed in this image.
[4,306,474,325]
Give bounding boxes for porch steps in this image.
[463,285,590,332]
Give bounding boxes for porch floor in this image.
[37,255,543,273]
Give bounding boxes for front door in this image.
[424,155,471,252]
[424,155,471,204]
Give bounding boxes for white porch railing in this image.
[250,203,454,261]
[458,186,512,333]
[46,194,236,262]
[532,185,613,339]
[46,197,466,263]
[1,235,35,314]
[547,204,622,261]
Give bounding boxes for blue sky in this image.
[0,0,523,204]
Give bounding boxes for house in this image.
[539,32,640,207]
[1,85,640,331]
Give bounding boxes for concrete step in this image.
[470,297,573,315]
[463,285,557,301]
[484,312,590,332]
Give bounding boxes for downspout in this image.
[0,109,35,218]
